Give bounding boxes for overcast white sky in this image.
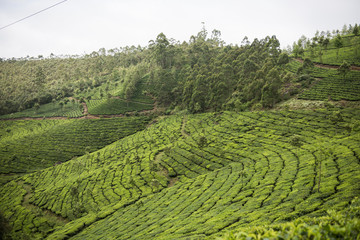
[0,0,359,58]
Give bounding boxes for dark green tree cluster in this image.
[0,46,146,115]
[146,29,288,112]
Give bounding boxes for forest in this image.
[0,24,360,239]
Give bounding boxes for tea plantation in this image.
[0,117,150,177]
[1,109,359,239]
[286,60,360,101]
[0,101,84,119]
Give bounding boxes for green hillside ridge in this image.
[1,24,360,239]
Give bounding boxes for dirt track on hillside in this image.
[295,58,360,71]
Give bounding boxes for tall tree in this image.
[338,61,351,79]
[353,24,359,36]
[149,33,173,68]
[334,35,343,59]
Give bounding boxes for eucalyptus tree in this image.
[338,61,351,79]
[334,35,343,59]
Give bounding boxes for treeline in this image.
[0,27,294,115]
[291,23,360,63]
[133,28,291,112]
[0,47,144,115]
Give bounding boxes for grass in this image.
[1,109,359,239]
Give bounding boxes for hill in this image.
[1,24,360,239]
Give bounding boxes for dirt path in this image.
[82,102,88,115]
[181,115,190,138]
[294,58,360,71]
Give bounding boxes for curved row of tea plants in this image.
[56,110,360,239]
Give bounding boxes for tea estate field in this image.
[0,109,360,239]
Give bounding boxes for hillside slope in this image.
[1,25,360,240]
[1,109,359,239]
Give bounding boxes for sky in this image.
[0,0,359,58]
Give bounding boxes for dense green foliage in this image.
[0,46,149,116]
[1,27,291,116]
[145,31,287,112]
[1,109,359,239]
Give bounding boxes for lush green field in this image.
[0,117,150,176]
[0,101,84,119]
[1,109,359,239]
[286,60,360,101]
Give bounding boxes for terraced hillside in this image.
[286,60,360,101]
[0,117,150,177]
[1,109,359,239]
